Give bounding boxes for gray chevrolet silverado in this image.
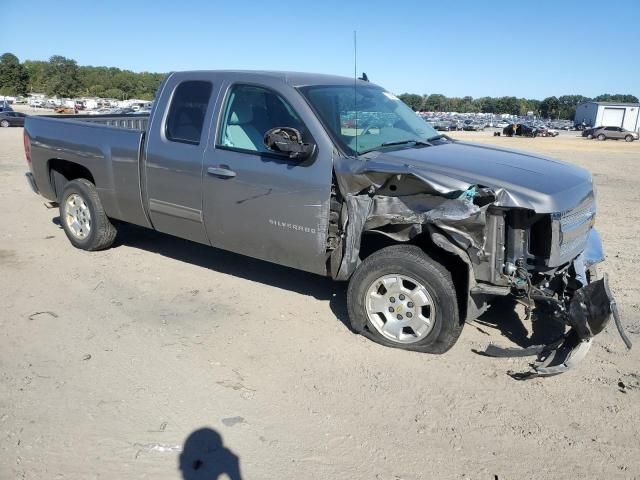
[24,71,630,377]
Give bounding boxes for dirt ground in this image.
[1,125,639,480]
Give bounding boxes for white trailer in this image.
[575,102,640,133]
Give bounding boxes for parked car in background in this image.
[431,120,457,132]
[503,123,537,137]
[55,106,78,114]
[536,126,559,137]
[462,120,484,131]
[0,111,27,127]
[589,126,638,142]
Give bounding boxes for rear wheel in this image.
[347,245,462,354]
[59,179,117,251]
[0,120,9,128]
[625,135,634,142]
[597,134,606,141]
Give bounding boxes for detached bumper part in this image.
[583,229,605,269]
[483,274,632,379]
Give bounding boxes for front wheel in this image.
[59,178,117,251]
[0,120,9,128]
[347,245,462,353]
[587,134,593,139]
[625,135,634,142]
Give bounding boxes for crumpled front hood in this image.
[364,141,594,213]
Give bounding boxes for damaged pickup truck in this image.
[23,71,630,377]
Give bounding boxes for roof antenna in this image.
[354,30,359,156]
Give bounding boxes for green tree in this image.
[540,96,560,119]
[423,94,448,112]
[0,52,28,95]
[103,88,125,99]
[593,93,639,103]
[557,95,591,120]
[23,60,48,93]
[475,97,496,113]
[397,93,423,111]
[44,55,80,97]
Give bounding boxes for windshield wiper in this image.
[426,134,450,142]
[381,139,432,147]
[359,139,431,155]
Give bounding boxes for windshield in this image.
[300,85,439,155]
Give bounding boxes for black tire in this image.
[59,178,117,251]
[597,134,606,141]
[347,245,462,354]
[587,134,593,139]
[625,135,634,142]
[0,120,9,128]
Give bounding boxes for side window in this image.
[165,80,212,145]
[218,84,304,153]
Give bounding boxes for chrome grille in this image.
[549,195,596,266]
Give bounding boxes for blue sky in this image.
[2,0,639,99]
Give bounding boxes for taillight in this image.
[23,130,31,166]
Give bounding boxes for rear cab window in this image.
[165,81,213,145]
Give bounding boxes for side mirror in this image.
[264,127,315,159]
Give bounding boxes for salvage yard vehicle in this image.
[536,126,559,137]
[582,126,597,139]
[54,106,77,114]
[23,71,631,377]
[0,111,26,127]
[588,126,638,142]
[503,123,537,137]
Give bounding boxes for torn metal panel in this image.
[482,274,631,379]
[334,194,374,281]
[334,155,474,198]
[333,190,488,280]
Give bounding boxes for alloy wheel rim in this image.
[64,193,91,239]
[365,274,436,344]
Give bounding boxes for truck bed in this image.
[25,114,150,228]
[43,113,149,131]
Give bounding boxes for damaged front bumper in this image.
[329,147,629,378]
[483,273,632,379]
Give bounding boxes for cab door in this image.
[143,73,220,244]
[201,78,334,275]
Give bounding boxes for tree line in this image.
[2,52,638,115]
[0,52,164,100]
[397,92,639,119]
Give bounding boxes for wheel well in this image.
[359,230,469,322]
[48,159,95,201]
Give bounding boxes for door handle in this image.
[207,166,236,178]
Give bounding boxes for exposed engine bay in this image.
[327,146,632,377]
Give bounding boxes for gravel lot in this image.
[1,125,639,479]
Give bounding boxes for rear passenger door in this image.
[143,73,220,244]
[201,79,334,275]
[604,126,621,139]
